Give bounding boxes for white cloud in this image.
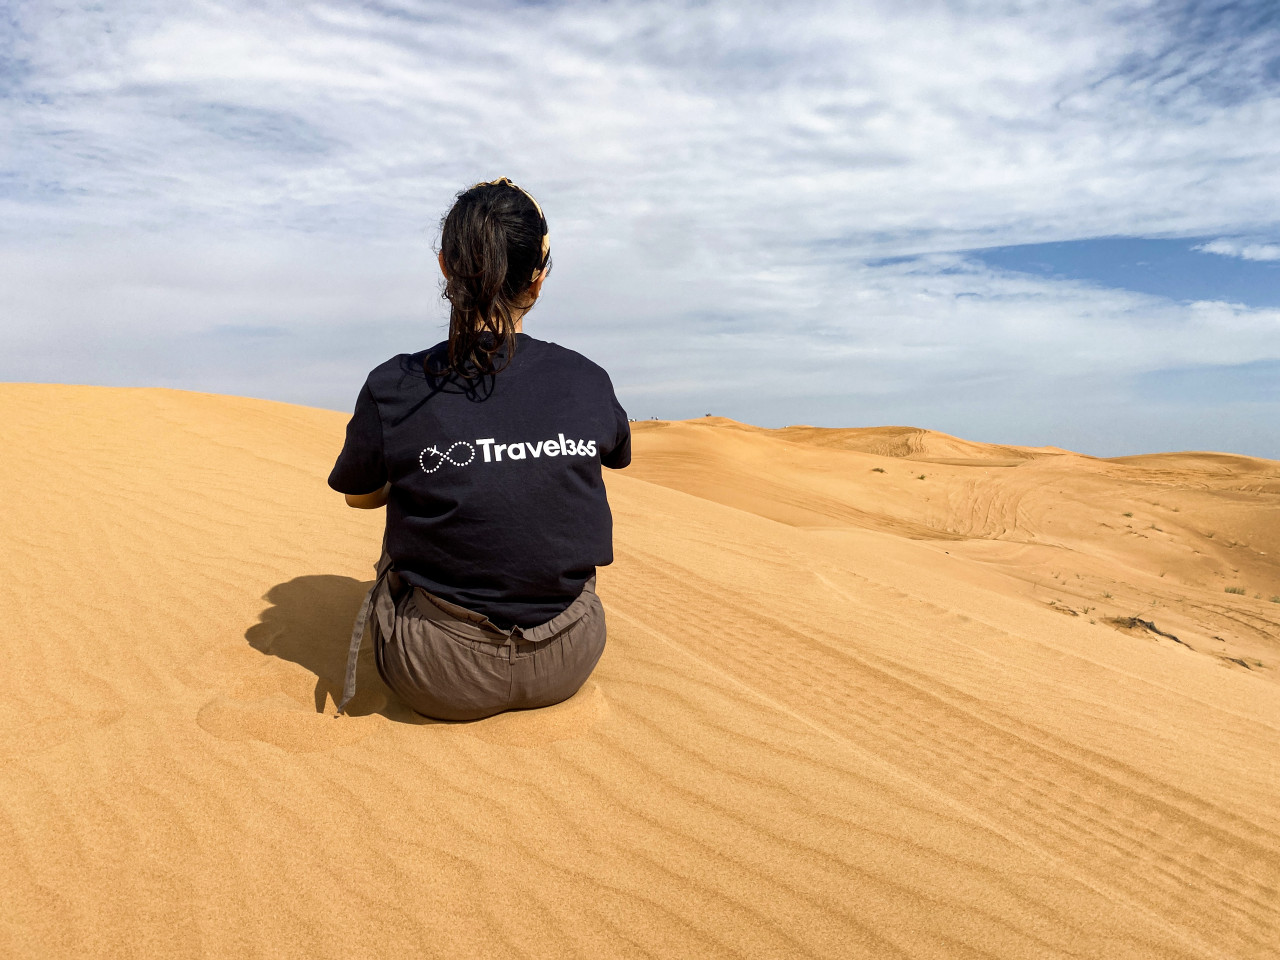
[3,0,1280,456]
[1195,239,1280,262]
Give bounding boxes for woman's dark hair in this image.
[434,178,550,380]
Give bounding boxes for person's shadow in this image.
[245,574,432,723]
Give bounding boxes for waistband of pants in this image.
[412,575,598,646]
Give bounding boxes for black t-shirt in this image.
[328,332,631,628]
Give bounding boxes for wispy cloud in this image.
[1195,239,1280,262]
[3,0,1280,456]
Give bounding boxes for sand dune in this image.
[2,384,1277,959]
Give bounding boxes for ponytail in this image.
[435,178,550,380]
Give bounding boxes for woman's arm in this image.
[344,482,391,509]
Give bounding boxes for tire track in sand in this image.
[613,541,1280,960]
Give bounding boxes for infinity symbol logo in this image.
[418,441,476,474]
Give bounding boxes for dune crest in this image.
[631,417,1280,682]
[2,384,1277,959]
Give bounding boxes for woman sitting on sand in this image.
[328,177,631,721]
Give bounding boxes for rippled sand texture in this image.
[2,385,1277,959]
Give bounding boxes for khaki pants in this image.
[376,577,606,721]
[338,541,606,722]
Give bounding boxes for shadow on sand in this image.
[245,574,433,723]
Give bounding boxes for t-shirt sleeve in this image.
[601,383,631,470]
[328,379,389,494]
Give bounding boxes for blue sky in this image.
[2,0,1279,458]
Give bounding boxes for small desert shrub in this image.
[1102,591,1112,599]
[1122,511,1133,518]
[917,474,926,480]
[1271,596,1280,604]
[871,467,885,473]
[1224,586,1246,595]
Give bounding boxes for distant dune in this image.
[2,384,1278,959]
[630,417,1280,679]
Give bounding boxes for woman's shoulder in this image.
[359,348,442,395]
[522,334,615,382]
[361,336,615,398]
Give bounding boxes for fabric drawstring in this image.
[335,535,396,717]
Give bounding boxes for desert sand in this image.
[1,383,1277,959]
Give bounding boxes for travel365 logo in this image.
[418,441,476,474]
[420,433,596,474]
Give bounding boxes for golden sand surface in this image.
[1,383,1277,959]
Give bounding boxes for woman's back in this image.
[329,331,631,627]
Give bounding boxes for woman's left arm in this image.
[344,482,391,509]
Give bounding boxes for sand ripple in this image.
[2,385,1277,960]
